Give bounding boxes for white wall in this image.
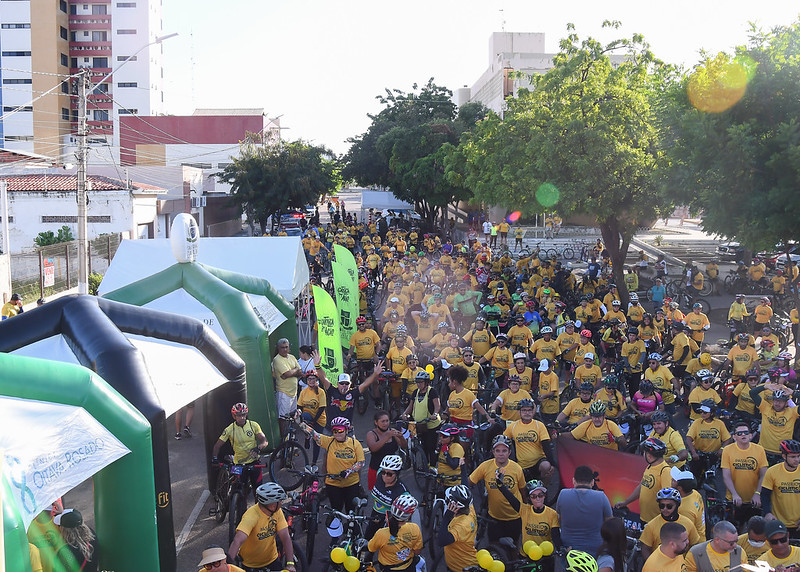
[6,189,156,253]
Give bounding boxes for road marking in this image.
[175,489,210,555]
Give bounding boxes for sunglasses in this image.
[338,381,351,386]
[382,471,396,477]
[332,428,347,434]
[530,493,545,499]
[734,431,751,436]
[204,562,223,570]
[658,502,676,509]
[769,536,789,545]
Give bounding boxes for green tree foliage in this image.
[666,20,800,254]
[343,80,488,224]
[456,22,675,296]
[34,225,74,247]
[218,139,340,234]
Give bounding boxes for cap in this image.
[698,404,712,413]
[583,352,595,360]
[390,297,399,303]
[538,359,550,371]
[513,352,527,361]
[10,293,20,301]
[765,520,788,538]
[197,547,227,567]
[54,509,82,528]
[670,466,695,482]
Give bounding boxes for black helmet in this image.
[639,380,655,394]
[579,381,594,393]
[780,440,800,455]
[444,484,472,509]
[641,437,667,456]
[651,411,670,424]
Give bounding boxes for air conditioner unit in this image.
[190,196,206,208]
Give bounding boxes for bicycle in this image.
[283,465,336,562]
[347,358,373,415]
[320,502,373,572]
[396,418,434,490]
[269,414,311,491]
[210,457,266,544]
[414,468,453,556]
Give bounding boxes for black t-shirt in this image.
[368,428,401,470]
[326,386,356,424]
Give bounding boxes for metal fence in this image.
[10,233,123,302]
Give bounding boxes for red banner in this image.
[557,435,646,516]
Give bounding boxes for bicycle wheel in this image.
[213,467,230,523]
[562,247,575,260]
[538,249,549,262]
[305,499,319,563]
[413,445,430,490]
[382,389,391,414]
[694,297,711,315]
[228,490,247,544]
[270,440,310,491]
[429,550,447,572]
[429,502,445,560]
[289,541,308,572]
[699,280,713,296]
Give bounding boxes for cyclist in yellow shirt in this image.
[568,402,626,451]
[480,333,513,386]
[753,297,773,333]
[439,485,479,572]
[490,375,533,422]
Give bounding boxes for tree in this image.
[34,225,74,247]
[455,22,676,298]
[343,80,487,225]
[667,20,800,256]
[218,139,340,234]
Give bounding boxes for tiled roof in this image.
[0,174,162,192]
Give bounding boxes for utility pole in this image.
[76,70,89,295]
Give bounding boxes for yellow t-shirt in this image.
[727,346,759,377]
[642,547,686,572]
[2,301,19,318]
[721,442,767,503]
[461,362,482,391]
[640,514,701,550]
[562,398,593,425]
[686,418,731,453]
[271,353,300,397]
[645,366,676,405]
[319,434,365,487]
[574,342,597,363]
[504,419,550,469]
[754,304,773,325]
[236,504,288,567]
[759,401,800,454]
[538,371,560,414]
[733,382,757,415]
[622,340,647,373]
[298,387,327,428]
[444,511,479,572]
[511,366,535,393]
[678,488,706,540]
[575,364,602,387]
[484,346,513,373]
[520,504,559,553]
[762,546,800,568]
[592,388,626,418]
[556,331,580,362]
[496,388,533,421]
[438,346,463,366]
[671,333,693,366]
[638,460,673,523]
[437,442,465,484]
[628,305,646,323]
[448,388,478,421]
[508,325,534,350]
[349,329,380,359]
[685,542,735,572]
[738,532,769,564]
[469,459,525,521]
[687,387,722,420]
[367,522,423,568]
[532,338,560,362]
[386,346,413,375]
[218,420,264,464]
[571,419,623,450]
[647,427,687,467]
[463,328,495,358]
[762,463,800,526]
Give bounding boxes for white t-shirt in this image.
[483,221,492,235]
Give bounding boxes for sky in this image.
[160,1,799,156]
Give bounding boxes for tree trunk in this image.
[599,218,633,307]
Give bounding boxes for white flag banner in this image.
[0,396,130,529]
[247,293,287,335]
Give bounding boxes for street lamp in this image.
[75,32,178,294]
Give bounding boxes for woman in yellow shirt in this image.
[367,494,424,571]
[439,485,479,572]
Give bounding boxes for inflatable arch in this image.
[1,353,156,571]
[0,295,246,572]
[103,262,299,448]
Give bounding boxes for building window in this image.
[60,53,69,67]
[71,110,78,122]
[69,4,76,14]
[60,0,67,12]
[2,51,31,56]
[92,83,109,94]
[3,106,33,112]
[62,108,70,121]
[118,108,138,115]
[117,55,137,62]
[92,57,108,68]
[117,29,137,35]
[116,1,136,6]
[60,26,68,39]
[91,4,107,14]
[70,57,78,68]
[2,23,32,29]
[42,216,112,223]
[61,81,70,94]
[3,78,32,84]
[5,135,34,141]
[91,31,108,42]
[93,110,109,121]
[70,31,76,41]
[83,31,89,37]
[117,82,137,88]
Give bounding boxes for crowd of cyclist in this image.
[216,210,800,572]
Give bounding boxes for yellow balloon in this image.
[330,547,347,564]
[523,541,537,556]
[491,560,506,572]
[344,555,361,572]
[425,364,435,373]
[540,540,554,556]
[477,550,494,569]
[529,545,543,561]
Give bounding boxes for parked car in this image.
[716,242,744,260]
[775,245,800,269]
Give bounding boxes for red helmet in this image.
[231,403,248,416]
[580,329,592,338]
[356,316,367,324]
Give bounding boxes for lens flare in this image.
[536,183,560,208]
[507,211,521,223]
[687,53,755,113]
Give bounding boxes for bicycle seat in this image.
[304,464,319,474]
[354,497,368,509]
[498,537,516,550]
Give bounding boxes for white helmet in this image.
[390,494,418,521]
[379,455,403,472]
[256,482,287,506]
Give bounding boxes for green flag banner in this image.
[332,244,359,348]
[312,285,343,383]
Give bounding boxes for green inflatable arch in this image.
[103,262,298,447]
[1,353,157,571]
